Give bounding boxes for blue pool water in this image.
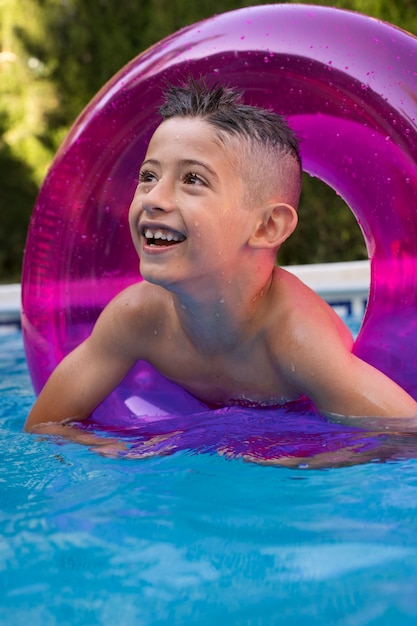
[2,328,417,625]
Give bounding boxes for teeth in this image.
[144,227,184,242]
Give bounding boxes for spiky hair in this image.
[159,78,301,167]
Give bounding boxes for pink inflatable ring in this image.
[22,4,417,428]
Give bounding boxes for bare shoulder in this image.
[268,267,353,359]
[268,268,417,418]
[106,280,171,318]
[91,281,174,359]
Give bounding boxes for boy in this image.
[25,79,417,440]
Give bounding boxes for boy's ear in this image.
[248,203,298,249]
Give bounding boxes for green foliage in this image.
[1,0,416,281]
[20,0,268,131]
[0,0,57,281]
[0,112,39,281]
[278,175,368,266]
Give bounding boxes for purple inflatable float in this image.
[21,5,417,460]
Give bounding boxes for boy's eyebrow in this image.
[140,158,219,180]
[140,158,159,170]
[180,159,219,179]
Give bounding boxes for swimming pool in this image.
[2,328,417,625]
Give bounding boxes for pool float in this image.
[21,5,417,459]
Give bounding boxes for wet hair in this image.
[159,78,302,208]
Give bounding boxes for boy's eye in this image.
[184,172,205,185]
[138,170,157,183]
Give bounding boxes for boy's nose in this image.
[142,180,176,214]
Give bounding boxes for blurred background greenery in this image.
[1,0,416,282]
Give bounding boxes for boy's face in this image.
[129,117,260,292]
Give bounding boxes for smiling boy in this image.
[25,79,417,435]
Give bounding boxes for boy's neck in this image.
[171,269,276,353]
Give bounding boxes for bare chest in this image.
[150,337,299,407]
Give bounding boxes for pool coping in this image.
[0,260,370,326]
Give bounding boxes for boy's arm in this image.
[24,291,141,432]
[281,312,417,425]
[312,354,417,423]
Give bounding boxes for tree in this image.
[1,0,417,281]
[0,0,59,280]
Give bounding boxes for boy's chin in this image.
[138,265,178,289]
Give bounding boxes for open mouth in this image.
[142,226,186,247]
